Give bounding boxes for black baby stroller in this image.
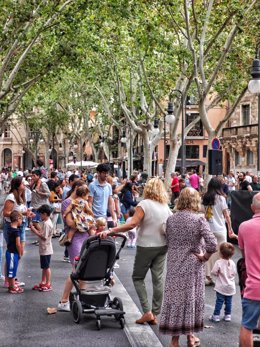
[69,233,126,330]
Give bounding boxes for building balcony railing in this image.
[0,137,13,144]
[222,124,258,138]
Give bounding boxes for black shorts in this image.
[40,255,51,269]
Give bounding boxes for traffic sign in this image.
[211,137,221,150]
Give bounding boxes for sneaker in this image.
[0,275,5,281]
[114,262,120,269]
[224,314,231,322]
[209,315,220,322]
[9,286,24,294]
[40,283,52,292]
[63,256,70,263]
[57,301,70,312]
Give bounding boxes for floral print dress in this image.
[159,210,217,336]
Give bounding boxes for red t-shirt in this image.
[238,214,260,300]
[171,177,180,193]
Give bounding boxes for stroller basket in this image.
[70,233,127,330]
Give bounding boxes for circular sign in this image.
[211,137,221,150]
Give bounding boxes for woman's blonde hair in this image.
[175,187,201,212]
[143,177,169,204]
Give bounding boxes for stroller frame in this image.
[69,233,126,330]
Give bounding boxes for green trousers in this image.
[132,245,167,315]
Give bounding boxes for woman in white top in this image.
[202,177,237,285]
[100,177,172,325]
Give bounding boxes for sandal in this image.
[187,335,200,347]
[9,286,24,294]
[32,283,45,290]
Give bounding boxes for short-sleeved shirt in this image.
[211,258,237,296]
[206,195,228,233]
[4,193,27,223]
[31,180,50,209]
[171,177,180,193]
[238,214,260,300]
[136,199,172,247]
[38,219,54,256]
[240,180,251,191]
[189,174,199,189]
[7,225,21,254]
[89,180,112,218]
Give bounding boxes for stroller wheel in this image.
[119,317,125,329]
[96,319,101,330]
[72,300,83,324]
[69,292,76,310]
[112,297,123,320]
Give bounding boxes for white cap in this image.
[17,171,23,177]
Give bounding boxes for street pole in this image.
[129,127,132,177]
[163,114,166,175]
[181,94,186,176]
[80,135,83,172]
[248,40,260,176]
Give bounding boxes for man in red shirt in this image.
[170,172,180,205]
[238,192,260,347]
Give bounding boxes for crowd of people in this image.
[0,162,260,347]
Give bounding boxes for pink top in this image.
[189,174,199,189]
[238,214,260,300]
[211,258,236,296]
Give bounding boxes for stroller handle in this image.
[86,233,127,247]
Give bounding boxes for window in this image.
[241,104,250,125]
[3,125,10,138]
[235,150,240,166]
[186,112,203,136]
[247,149,254,165]
[186,145,199,159]
[203,145,207,158]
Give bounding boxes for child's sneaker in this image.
[224,314,231,322]
[15,279,25,287]
[209,315,220,322]
[9,286,24,294]
[39,283,52,292]
[57,301,70,312]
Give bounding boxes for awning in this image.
[176,159,206,167]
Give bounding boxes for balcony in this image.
[0,137,13,144]
[222,124,258,138]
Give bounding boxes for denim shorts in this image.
[40,255,51,269]
[32,209,42,223]
[120,204,129,215]
[242,298,260,330]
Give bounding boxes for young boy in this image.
[30,204,54,292]
[6,211,24,294]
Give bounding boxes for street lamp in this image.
[248,40,260,174]
[167,90,185,174]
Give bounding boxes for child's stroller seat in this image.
[69,233,126,330]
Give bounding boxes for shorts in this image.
[6,250,19,278]
[241,298,260,330]
[120,204,129,215]
[40,255,51,269]
[20,221,26,243]
[32,209,42,223]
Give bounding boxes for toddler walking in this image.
[210,242,237,322]
[126,207,136,248]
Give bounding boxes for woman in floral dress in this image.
[159,188,217,347]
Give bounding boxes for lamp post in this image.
[167,90,185,175]
[248,40,260,175]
